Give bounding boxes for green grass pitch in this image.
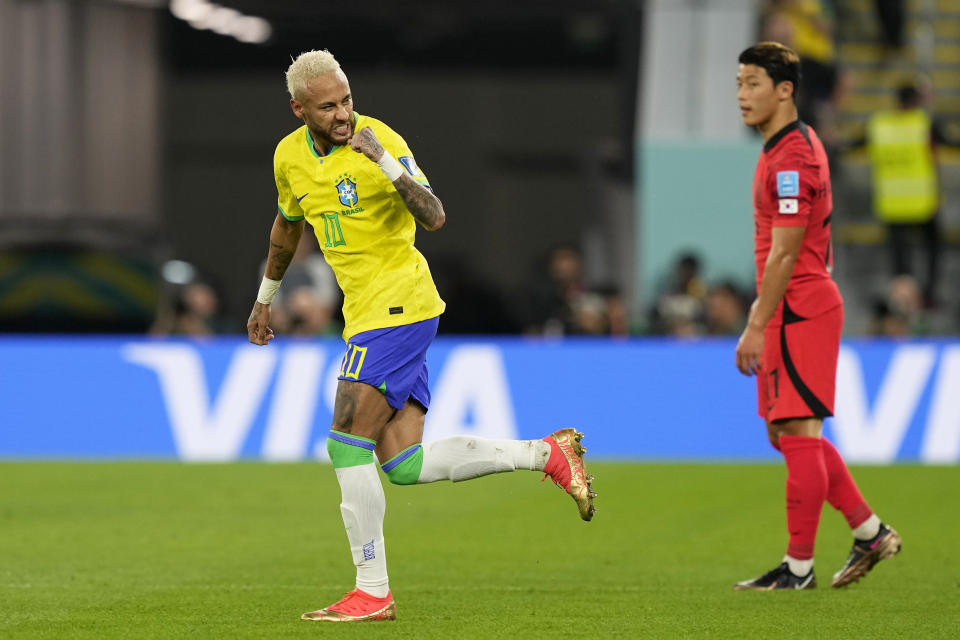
[2,462,958,639]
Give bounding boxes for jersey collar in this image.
[305,128,337,158]
[764,120,802,153]
[305,113,361,159]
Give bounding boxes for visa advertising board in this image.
[1,337,958,463]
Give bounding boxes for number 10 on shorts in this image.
[340,344,367,379]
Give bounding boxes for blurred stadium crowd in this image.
[1,0,957,339]
[152,0,958,340]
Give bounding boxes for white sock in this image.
[335,463,390,598]
[852,514,881,541]
[783,554,813,577]
[418,436,551,483]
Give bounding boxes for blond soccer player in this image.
[246,50,596,622]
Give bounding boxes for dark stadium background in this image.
[0,0,640,334]
[3,0,958,336]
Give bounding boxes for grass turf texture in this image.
[1,462,958,639]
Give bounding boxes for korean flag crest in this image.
[336,176,359,207]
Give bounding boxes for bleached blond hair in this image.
[285,49,341,99]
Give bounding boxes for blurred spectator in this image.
[569,291,609,335]
[671,252,707,299]
[887,274,928,330]
[567,285,631,337]
[284,288,338,337]
[597,285,631,337]
[762,0,844,146]
[869,299,909,337]
[649,252,707,336]
[652,294,702,337]
[153,279,227,336]
[869,274,930,336]
[851,80,957,306]
[523,244,588,336]
[522,244,629,336]
[705,281,748,336]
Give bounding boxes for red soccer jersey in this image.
[752,120,842,323]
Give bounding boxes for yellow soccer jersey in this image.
[273,113,445,340]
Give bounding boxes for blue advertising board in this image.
[1,336,958,463]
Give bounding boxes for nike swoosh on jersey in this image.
[296,193,309,202]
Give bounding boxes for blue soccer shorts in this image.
[337,316,439,411]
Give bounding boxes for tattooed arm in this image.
[247,212,305,345]
[263,212,304,280]
[350,126,446,231]
[391,173,445,231]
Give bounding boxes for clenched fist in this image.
[349,126,385,162]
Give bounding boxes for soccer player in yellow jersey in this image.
[246,50,595,622]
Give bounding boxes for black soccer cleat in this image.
[831,523,902,588]
[734,562,817,590]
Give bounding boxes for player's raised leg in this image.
[379,408,596,522]
[374,347,596,521]
[821,437,902,587]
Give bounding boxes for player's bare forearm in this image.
[750,254,796,329]
[247,211,300,346]
[748,226,805,329]
[737,250,795,376]
[264,212,305,280]
[394,174,446,231]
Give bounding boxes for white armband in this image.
[257,277,282,305]
[376,150,404,182]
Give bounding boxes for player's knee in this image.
[382,444,424,485]
[768,433,782,451]
[385,467,417,485]
[326,430,375,468]
[766,424,782,451]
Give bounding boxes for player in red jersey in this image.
[732,42,901,590]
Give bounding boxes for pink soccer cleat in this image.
[301,588,396,622]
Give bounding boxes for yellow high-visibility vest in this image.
[867,108,939,223]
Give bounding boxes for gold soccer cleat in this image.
[542,428,597,521]
[301,588,396,622]
[831,523,902,588]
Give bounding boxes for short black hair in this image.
[738,42,801,99]
[897,83,920,108]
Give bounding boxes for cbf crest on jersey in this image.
[336,174,359,207]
